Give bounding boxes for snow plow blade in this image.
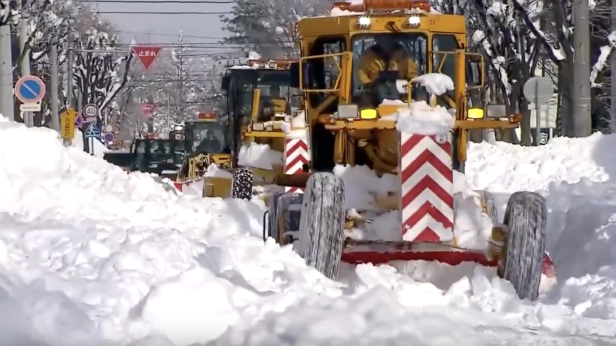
[341,240,556,281]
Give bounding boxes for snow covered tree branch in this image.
[220,0,329,58]
[72,15,132,122]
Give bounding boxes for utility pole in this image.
[50,43,60,131]
[611,1,616,133]
[0,20,14,120]
[19,0,32,127]
[178,31,185,119]
[572,0,592,137]
[66,30,74,109]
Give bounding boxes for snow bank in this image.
[238,143,283,170]
[0,112,615,345]
[467,133,609,192]
[467,133,616,321]
[0,118,342,345]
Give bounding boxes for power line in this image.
[114,30,227,40]
[95,11,228,14]
[85,0,232,2]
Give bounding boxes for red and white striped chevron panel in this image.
[284,138,309,193]
[400,133,454,242]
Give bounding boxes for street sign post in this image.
[132,45,163,70]
[523,77,554,146]
[60,109,75,139]
[84,123,100,156]
[83,103,98,117]
[15,76,46,127]
[83,104,98,124]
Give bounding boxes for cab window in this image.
[351,33,427,105]
[432,34,459,98]
[304,36,346,111]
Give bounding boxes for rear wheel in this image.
[500,191,547,301]
[296,173,346,280]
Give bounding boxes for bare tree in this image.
[220,0,330,58]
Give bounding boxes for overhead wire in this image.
[84,0,233,3]
[94,11,228,14]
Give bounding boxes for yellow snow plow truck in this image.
[258,0,556,301]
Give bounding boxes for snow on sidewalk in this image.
[0,113,614,345]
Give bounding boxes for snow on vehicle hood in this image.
[0,114,613,345]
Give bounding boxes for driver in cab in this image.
[357,35,418,87]
[196,131,221,153]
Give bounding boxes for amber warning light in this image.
[333,0,431,12]
[198,112,217,120]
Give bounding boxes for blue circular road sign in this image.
[104,133,114,142]
[14,76,46,103]
[75,116,83,127]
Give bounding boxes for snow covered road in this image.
[0,116,614,345]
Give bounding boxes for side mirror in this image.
[466,54,484,88]
[221,75,229,91]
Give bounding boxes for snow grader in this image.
[258,0,556,301]
[172,59,305,198]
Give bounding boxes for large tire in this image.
[296,173,345,280]
[476,190,499,223]
[232,167,253,200]
[501,191,547,301]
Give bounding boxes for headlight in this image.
[468,108,484,119]
[360,109,377,119]
[408,16,421,26]
[358,16,371,28]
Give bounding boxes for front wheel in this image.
[296,172,346,280]
[500,191,547,301]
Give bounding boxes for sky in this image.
[93,0,234,49]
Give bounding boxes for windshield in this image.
[133,139,185,171]
[229,69,299,122]
[186,121,230,154]
[351,33,427,106]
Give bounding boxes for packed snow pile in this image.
[383,73,456,135]
[0,112,615,345]
[281,111,308,140]
[412,73,455,95]
[203,163,233,179]
[391,101,455,135]
[334,165,491,249]
[238,143,283,170]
